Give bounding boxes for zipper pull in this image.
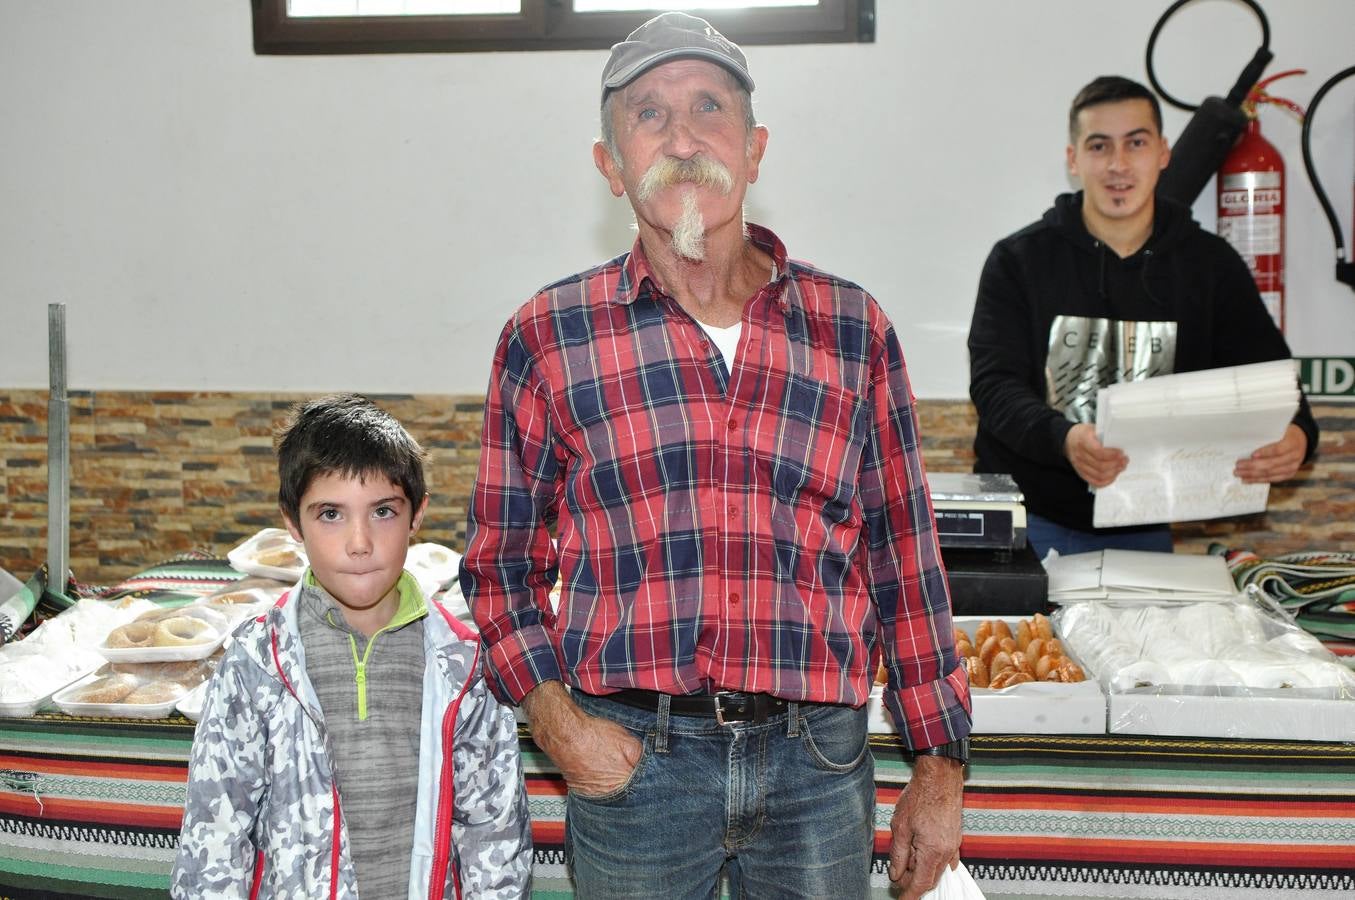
[354,662,368,722]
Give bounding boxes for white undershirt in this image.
[696,319,742,376]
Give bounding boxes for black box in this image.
[941,542,1048,617]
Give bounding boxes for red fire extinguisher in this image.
[1216,69,1306,333]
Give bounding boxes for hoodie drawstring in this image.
[1096,241,1108,299]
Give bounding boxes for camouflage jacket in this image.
[172,579,532,899]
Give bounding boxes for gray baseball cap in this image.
[600,12,754,100]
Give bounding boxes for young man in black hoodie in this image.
[967,75,1318,558]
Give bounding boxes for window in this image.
[252,0,875,55]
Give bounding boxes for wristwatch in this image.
[914,737,969,765]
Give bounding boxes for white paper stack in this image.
[1093,359,1299,527]
[1046,549,1237,603]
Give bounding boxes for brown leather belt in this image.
[602,689,791,725]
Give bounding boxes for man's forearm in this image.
[520,680,580,760]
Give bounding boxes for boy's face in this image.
[281,469,427,621]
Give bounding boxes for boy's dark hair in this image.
[275,393,427,526]
[1069,75,1163,142]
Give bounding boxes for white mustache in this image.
[636,156,734,202]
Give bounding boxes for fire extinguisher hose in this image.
[1146,0,1272,113]
[1298,65,1355,289]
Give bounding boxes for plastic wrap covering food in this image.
[53,651,224,720]
[0,597,156,717]
[1054,588,1355,740]
[99,604,230,663]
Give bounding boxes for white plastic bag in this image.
[919,861,986,900]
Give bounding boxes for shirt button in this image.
[727,504,737,517]
[727,418,737,431]
[728,592,740,605]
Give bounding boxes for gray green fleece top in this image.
[298,573,427,899]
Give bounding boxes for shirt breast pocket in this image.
[763,373,867,522]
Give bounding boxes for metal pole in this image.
[47,303,70,598]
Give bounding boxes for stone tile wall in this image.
[1,389,1350,583]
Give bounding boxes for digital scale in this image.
[927,472,1048,617]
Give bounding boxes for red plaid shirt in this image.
[463,225,970,749]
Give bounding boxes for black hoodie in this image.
[967,191,1318,532]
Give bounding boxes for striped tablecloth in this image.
[1,717,1352,899]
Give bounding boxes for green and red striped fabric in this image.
[2,720,1352,899]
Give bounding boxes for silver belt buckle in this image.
[713,691,741,727]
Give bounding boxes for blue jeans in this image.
[1027,513,1174,559]
[566,691,876,900]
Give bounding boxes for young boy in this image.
[173,394,531,899]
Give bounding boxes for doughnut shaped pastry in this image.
[105,621,158,649]
[154,616,213,646]
[69,673,139,704]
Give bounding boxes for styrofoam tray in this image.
[52,674,185,720]
[203,587,277,625]
[227,527,307,582]
[176,681,208,722]
[99,606,230,663]
[0,672,90,718]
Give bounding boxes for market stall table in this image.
[1,715,1351,899]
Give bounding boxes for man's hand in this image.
[888,755,965,899]
[1235,423,1308,484]
[1064,423,1127,488]
[521,681,643,797]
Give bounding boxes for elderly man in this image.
[463,12,970,899]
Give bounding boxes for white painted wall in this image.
[2,1,1352,397]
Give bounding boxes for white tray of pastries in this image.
[202,586,279,626]
[54,654,222,720]
[99,605,230,663]
[227,527,307,582]
[869,613,1105,735]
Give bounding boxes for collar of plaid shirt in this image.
[464,222,972,751]
[610,223,794,314]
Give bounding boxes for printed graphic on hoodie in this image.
[1045,315,1178,422]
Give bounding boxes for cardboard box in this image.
[1107,690,1355,741]
[869,615,1107,735]
[869,679,1105,735]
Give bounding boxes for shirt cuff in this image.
[483,624,564,706]
[884,662,973,750]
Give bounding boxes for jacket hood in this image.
[1043,191,1197,256]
